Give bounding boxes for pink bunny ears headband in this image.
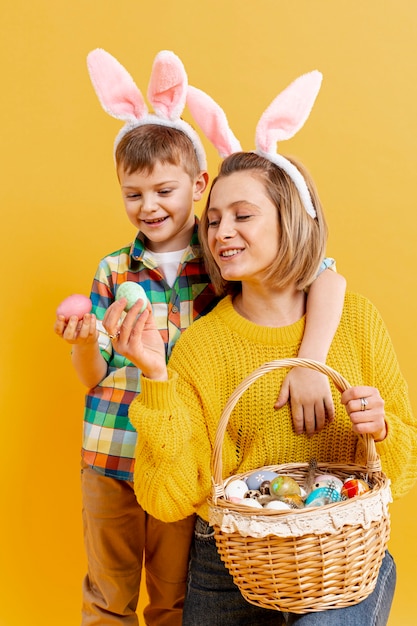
[87,48,322,218]
[86,48,207,170]
[186,72,322,219]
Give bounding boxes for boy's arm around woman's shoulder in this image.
[129,369,213,522]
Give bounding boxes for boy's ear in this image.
[193,171,209,199]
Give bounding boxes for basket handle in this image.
[211,358,382,491]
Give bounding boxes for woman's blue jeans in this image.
[182,516,396,626]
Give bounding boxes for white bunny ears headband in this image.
[86,48,207,170]
[87,48,321,218]
[186,72,322,219]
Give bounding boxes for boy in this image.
[54,49,345,625]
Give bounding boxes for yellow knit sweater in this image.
[129,292,417,522]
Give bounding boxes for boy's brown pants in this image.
[81,462,195,625]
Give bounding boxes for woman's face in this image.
[206,170,279,285]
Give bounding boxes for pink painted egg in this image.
[56,294,92,320]
[314,474,344,493]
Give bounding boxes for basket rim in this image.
[210,358,382,502]
[213,462,390,508]
[210,460,390,516]
[208,467,391,538]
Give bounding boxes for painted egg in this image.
[264,500,292,510]
[270,476,301,498]
[259,481,271,495]
[305,486,342,507]
[246,470,279,490]
[244,490,262,500]
[56,294,92,321]
[240,498,263,509]
[116,282,148,312]
[314,474,344,493]
[280,494,305,509]
[225,479,248,500]
[341,478,370,499]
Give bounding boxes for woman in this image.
[103,151,417,625]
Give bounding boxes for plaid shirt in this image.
[82,219,219,481]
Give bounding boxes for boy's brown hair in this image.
[115,124,202,180]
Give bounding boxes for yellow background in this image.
[1,2,416,624]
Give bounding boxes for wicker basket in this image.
[208,358,392,614]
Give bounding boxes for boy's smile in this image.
[119,161,207,253]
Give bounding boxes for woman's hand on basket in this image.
[103,298,168,380]
[275,368,335,436]
[341,386,387,442]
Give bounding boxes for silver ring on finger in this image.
[108,331,120,340]
[360,397,368,411]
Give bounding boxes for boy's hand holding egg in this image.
[54,294,96,345]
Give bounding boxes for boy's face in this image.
[119,161,208,253]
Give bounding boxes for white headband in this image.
[86,48,207,170]
[186,71,323,218]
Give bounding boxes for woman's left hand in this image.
[341,386,387,442]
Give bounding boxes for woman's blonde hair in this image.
[199,152,328,296]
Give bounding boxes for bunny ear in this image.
[147,50,188,121]
[186,86,242,157]
[86,48,148,122]
[256,71,322,154]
